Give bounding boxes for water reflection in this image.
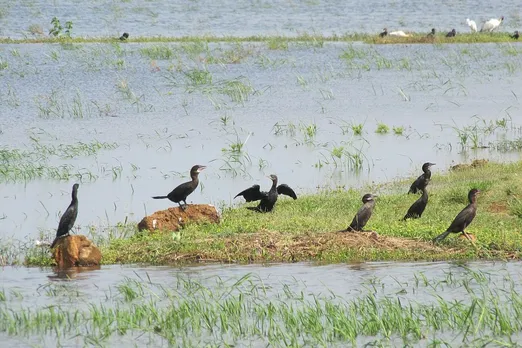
[48,265,102,281]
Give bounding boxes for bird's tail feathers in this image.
[432,230,451,243]
[152,196,168,199]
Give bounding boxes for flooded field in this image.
[2,261,522,346]
[1,40,521,241]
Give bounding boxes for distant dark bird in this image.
[235,174,297,213]
[50,184,79,249]
[408,162,435,194]
[446,29,456,37]
[432,189,480,243]
[511,31,519,40]
[427,28,436,37]
[119,32,129,41]
[403,188,428,220]
[340,194,377,232]
[152,165,206,210]
[379,28,388,37]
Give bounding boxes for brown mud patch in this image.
[450,159,489,171]
[160,231,464,264]
[487,202,509,214]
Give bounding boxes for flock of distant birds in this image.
[49,163,479,248]
[379,16,519,39]
[117,16,519,44]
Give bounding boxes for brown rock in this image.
[138,204,220,232]
[52,235,102,268]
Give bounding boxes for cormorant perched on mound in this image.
[427,28,436,37]
[446,29,456,37]
[50,183,79,249]
[511,31,520,40]
[340,194,377,232]
[432,189,480,243]
[152,165,206,210]
[408,162,435,194]
[379,28,388,37]
[235,174,297,213]
[403,188,428,220]
[119,32,129,41]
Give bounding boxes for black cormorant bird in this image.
[432,188,480,242]
[446,29,456,37]
[235,174,297,213]
[152,165,206,210]
[50,183,79,249]
[379,28,388,37]
[340,194,377,232]
[408,162,435,194]
[119,32,129,41]
[511,31,519,40]
[427,28,436,37]
[403,188,428,220]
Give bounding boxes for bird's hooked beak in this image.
[197,166,207,173]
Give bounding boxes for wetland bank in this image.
[2,0,522,346]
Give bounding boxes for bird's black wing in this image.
[403,194,428,220]
[348,204,372,231]
[56,203,78,238]
[277,184,297,200]
[235,185,265,202]
[408,173,426,194]
[446,204,476,233]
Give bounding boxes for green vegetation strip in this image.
[25,160,522,266]
[0,270,521,346]
[0,138,118,182]
[0,32,518,45]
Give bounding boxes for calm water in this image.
[1,261,521,346]
[0,0,520,38]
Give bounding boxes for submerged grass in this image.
[2,269,522,346]
[0,137,118,183]
[21,160,522,266]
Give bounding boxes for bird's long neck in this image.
[270,178,277,193]
[424,168,431,178]
[469,194,477,206]
[421,189,428,202]
[190,173,199,187]
[71,188,78,204]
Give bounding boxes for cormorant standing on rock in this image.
[408,162,435,194]
[379,28,388,37]
[446,29,456,37]
[432,189,480,242]
[119,32,129,41]
[511,31,519,40]
[153,165,206,210]
[50,183,79,249]
[235,174,297,213]
[340,194,377,232]
[403,188,428,220]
